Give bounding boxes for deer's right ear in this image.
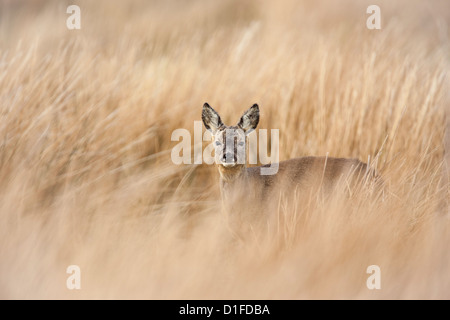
[202,103,223,135]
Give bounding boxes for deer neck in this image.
[217,164,247,183]
[218,164,248,216]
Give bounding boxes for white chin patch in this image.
[221,162,236,167]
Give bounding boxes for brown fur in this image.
[219,157,372,212]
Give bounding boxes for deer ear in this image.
[237,104,259,134]
[202,103,223,134]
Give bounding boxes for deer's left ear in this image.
[237,104,259,135]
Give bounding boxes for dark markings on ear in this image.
[237,104,259,134]
[202,103,223,134]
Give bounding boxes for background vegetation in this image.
[0,0,448,298]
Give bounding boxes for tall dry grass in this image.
[0,0,449,299]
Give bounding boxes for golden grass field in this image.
[0,0,449,299]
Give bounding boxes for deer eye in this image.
[238,141,245,146]
[215,141,222,146]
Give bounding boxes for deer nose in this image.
[222,152,235,163]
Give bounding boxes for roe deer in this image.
[202,103,380,231]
